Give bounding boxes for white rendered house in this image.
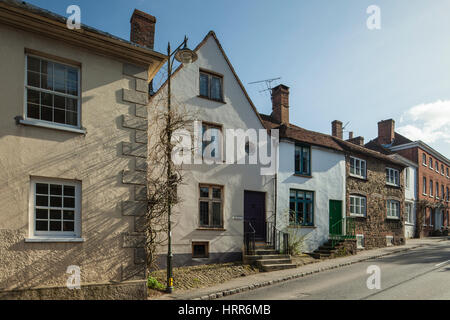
[148,31,276,266]
[261,86,346,253]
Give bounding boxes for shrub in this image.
[147,276,165,291]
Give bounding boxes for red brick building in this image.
[365,119,450,237]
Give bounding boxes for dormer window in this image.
[199,70,223,101]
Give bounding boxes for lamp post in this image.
[165,36,197,293]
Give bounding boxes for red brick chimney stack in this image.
[271,85,290,124]
[130,9,156,49]
[378,119,395,145]
[332,120,343,140]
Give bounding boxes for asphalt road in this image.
[220,241,450,300]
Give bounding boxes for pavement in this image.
[155,237,449,300]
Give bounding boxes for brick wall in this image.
[416,147,450,236]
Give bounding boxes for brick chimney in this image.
[332,120,343,139]
[271,85,290,124]
[348,136,365,146]
[130,9,156,49]
[378,119,395,145]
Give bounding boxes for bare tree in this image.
[145,86,197,271]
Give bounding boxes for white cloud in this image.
[397,100,450,144]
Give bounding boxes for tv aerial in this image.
[248,77,282,96]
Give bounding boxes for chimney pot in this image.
[349,131,354,139]
[271,84,290,124]
[130,9,156,49]
[332,120,343,139]
[378,119,395,145]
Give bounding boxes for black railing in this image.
[244,220,256,255]
[266,221,290,255]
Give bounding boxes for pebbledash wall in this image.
[276,142,346,253]
[148,32,275,267]
[0,6,164,297]
[345,154,406,249]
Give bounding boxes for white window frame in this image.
[405,167,410,189]
[350,195,367,217]
[27,177,82,241]
[386,167,400,187]
[356,234,365,249]
[422,177,427,195]
[422,154,427,166]
[350,156,366,179]
[386,200,400,219]
[405,202,414,225]
[24,54,81,130]
[429,180,433,197]
[435,161,439,173]
[436,182,439,199]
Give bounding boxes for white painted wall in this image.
[276,141,346,253]
[404,166,417,239]
[148,34,274,263]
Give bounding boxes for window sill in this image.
[386,183,401,188]
[386,217,400,221]
[288,225,316,229]
[350,215,366,218]
[293,173,312,178]
[197,228,226,231]
[197,95,226,104]
[405,222,415,226]
[349,174,367,181]
[25,237,85,243]
[18,118,86,134]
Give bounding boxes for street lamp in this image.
[166,36,197,294]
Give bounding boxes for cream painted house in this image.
[0,0,165,299]
[148,31,276,267]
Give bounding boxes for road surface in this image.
[220,241,450,300]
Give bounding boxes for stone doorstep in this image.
[170,241,444,301]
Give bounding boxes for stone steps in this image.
[244,245,296,272]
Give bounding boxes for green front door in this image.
[329,200,342,235]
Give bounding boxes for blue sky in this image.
[28,0,450,158]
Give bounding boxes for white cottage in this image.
[261,85,347,253]
[148,31,275,267]
[390,154,418,239]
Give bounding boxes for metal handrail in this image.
[244,220,256,255]
[266,221,290,255]
[330,217,356,248]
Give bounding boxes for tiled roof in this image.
[365,132,414,155]
[260,114,343,152]
[261,114,406,167]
